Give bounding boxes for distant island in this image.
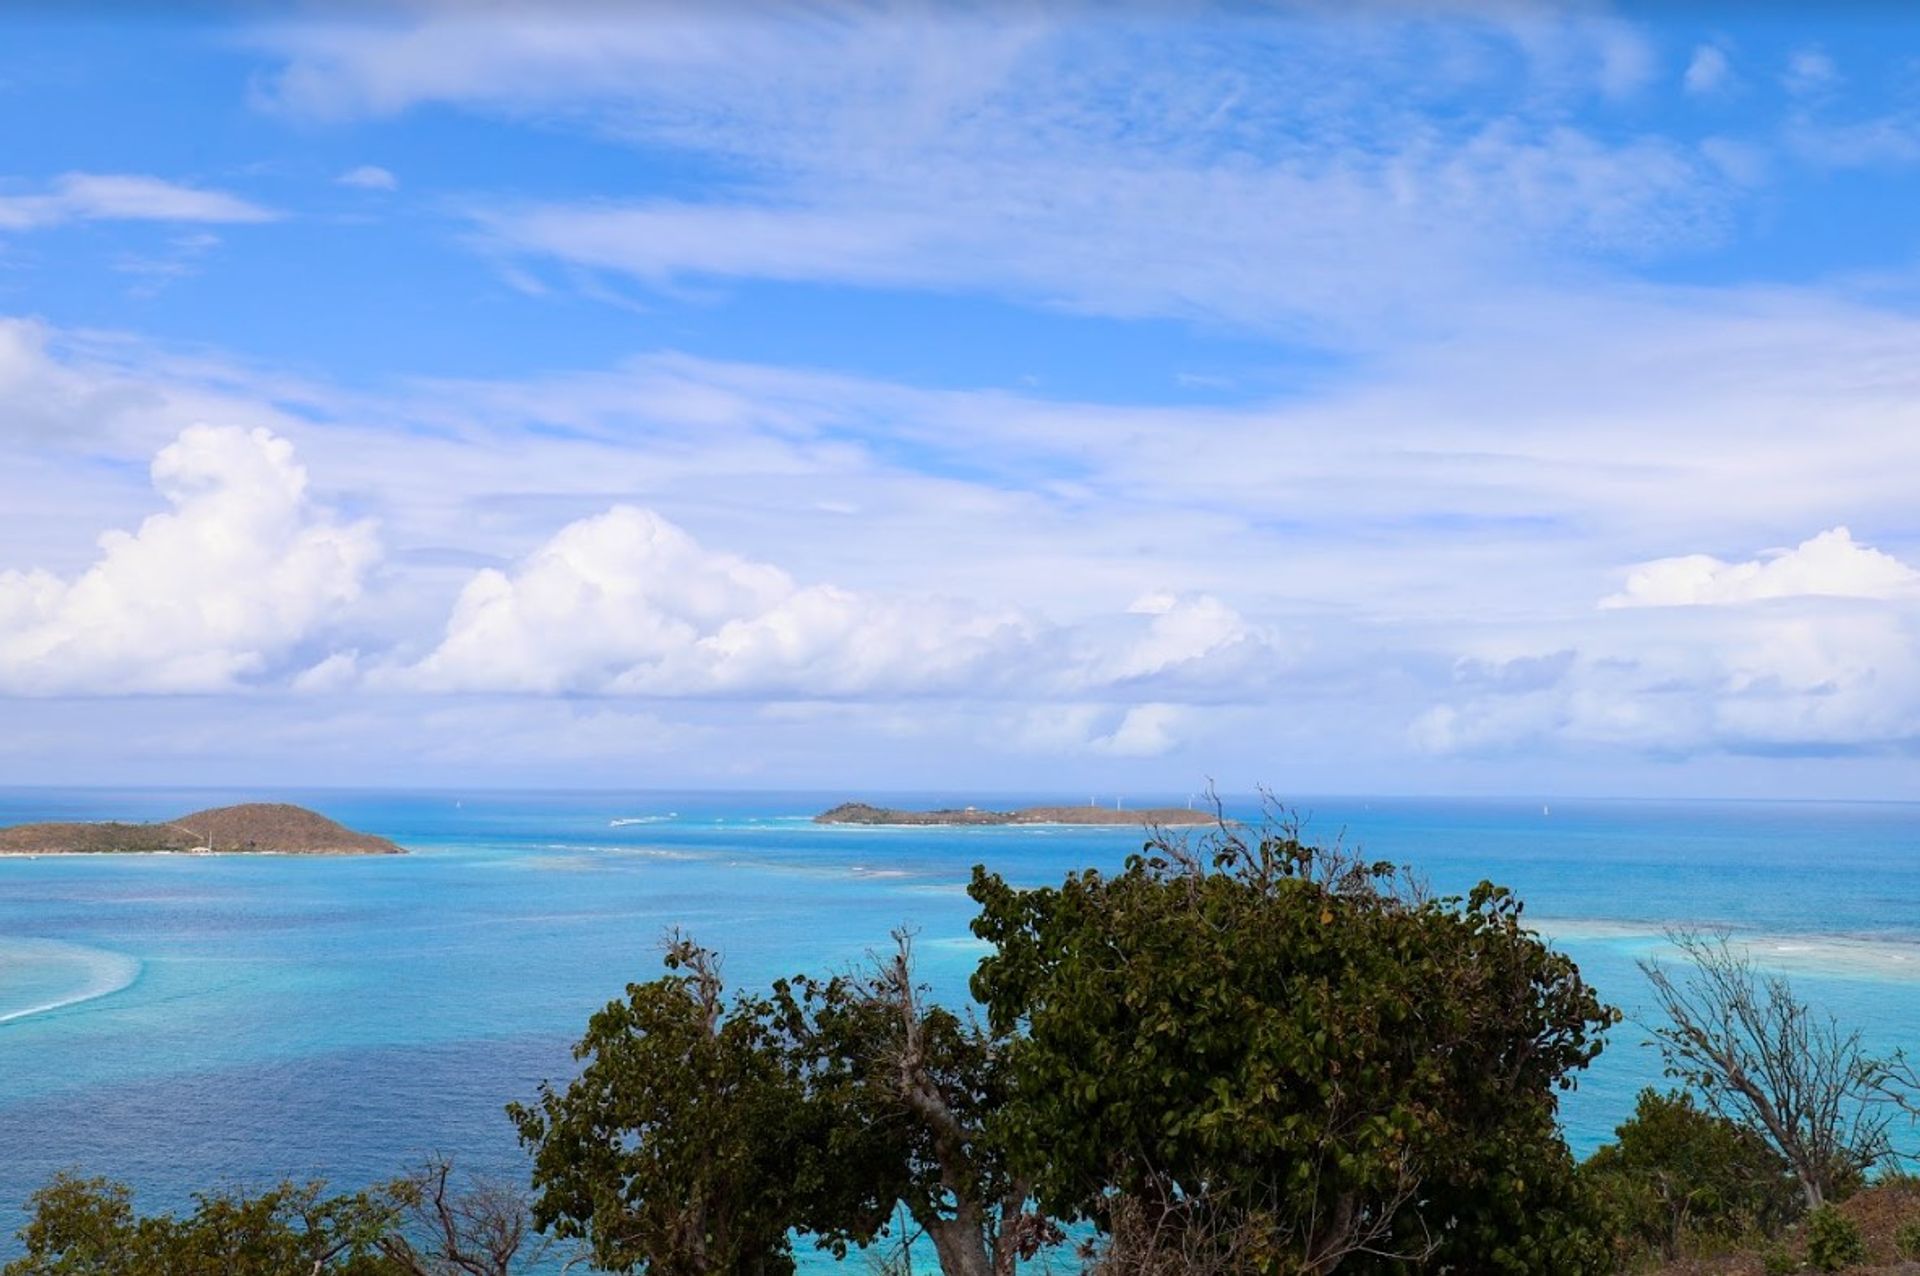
[815,801,1219,827]
[0,803,404,856]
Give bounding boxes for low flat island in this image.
[0,803,404,856]
[814,801,1218,827]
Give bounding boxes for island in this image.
[814,801,1219,827]
[0,803,405,856]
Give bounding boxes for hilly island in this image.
[0,803,404,855]
[814,800,1218,827]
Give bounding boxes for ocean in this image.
[1,788,1917,1267]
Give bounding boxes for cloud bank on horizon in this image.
[3,3,1920,797]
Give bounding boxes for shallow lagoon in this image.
[2,788,1917,1266]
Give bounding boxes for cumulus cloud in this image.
[0,174,275,231]
[1001,701,1193,758]
[1416,531,1920,758]
[1414,604,1920,759]
[0,425,378,694]
[402,505,1285,703]
[1603,527,1919,608]
[405,506,1032,696]
[1077,591,1276,690]
[1091,703,1187,757]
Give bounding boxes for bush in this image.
[2,1174,400,1276]
[1761,1243,1800,1275]
[1581,1087,1800,1261]
[1804,1205,1865,1271]
[1895,1216,1920,1260]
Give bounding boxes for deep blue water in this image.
[2,788,1918,1267]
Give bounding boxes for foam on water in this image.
[0,936,141,1025]
[1533,917,1920,981]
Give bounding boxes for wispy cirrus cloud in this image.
[0,173,276,232]
[255,5,1727,338]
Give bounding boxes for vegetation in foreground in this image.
[7,814,1918,1274]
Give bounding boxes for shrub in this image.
[1895,1216,1920,1260]
[1761,1243,1800,1275]
[1804,1205,1865,1271]
[1581,1087,1800,1260]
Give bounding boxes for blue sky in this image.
[5,3,1920,799]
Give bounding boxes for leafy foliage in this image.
[510,932,1052,1276]
[967,817,1618,1274]
[508,935,830,1275]
[3,1163,545,1276]
[1582,1087,1800,1261]
[1894,1215,1920,1260]
[3,1174,401,1276]
[792,934,1056,1276]
[1804,1204,1865,1271]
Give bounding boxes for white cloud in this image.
[12,289,1920,782]
[1603,527,1919,609]
[258,8,1730,336]
[291,650,361,694]
[1683,44,1731,95]
[1416,531,1920,758]
[0,174,275,231]
[469,132,1721,337]
[1786,113,1920,170]
[1087,591,1274,688]
[0,425,379,694]
[1413,602,1920,759]
[1784,48,1837,97]
[405,505,1032,696]
[401,505,1288,702]
[1091,703,1186,757]
[1000,700,1193,758]
[337,164,399,191]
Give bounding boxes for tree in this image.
[1641,930,1893,1211]
[508,935,822,1275]
[796,932,1058,1276]
[378,1157,552,1276]
[4,1174,401,1276]
[1581,1088,1798,1262]
[510,933,1055,1276]
[967,815,1617,1275]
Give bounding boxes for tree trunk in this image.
[924,1214,994,1276]
[1303,1192,1357,1275]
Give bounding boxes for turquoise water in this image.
[2,789,1918,1265]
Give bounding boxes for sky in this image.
[4,2,1920,799]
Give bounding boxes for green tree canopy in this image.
[508,935,828,1275]
[510,933,1052,1276]
[967,820,1618,1275]
[3,1175,400,1276]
